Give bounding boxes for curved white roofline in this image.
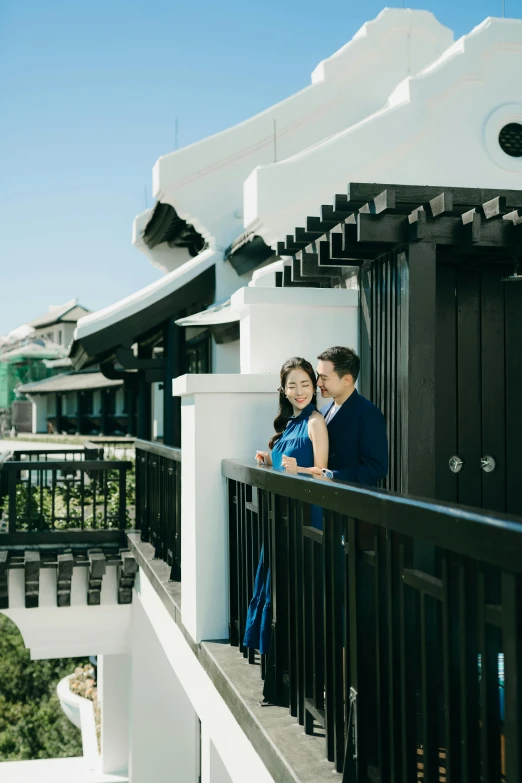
[244,16,522,246]
[151,8,453,249]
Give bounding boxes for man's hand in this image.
[281,455,298,474]
[310,467,332,480]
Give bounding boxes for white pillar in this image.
[129,598,199,783]
[98,654,130,775]
[232,286,359,375]
[172,374,276,643]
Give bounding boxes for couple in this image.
[244,346,388,661]
[256,345,388,487]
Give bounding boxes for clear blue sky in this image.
[0,0,516,334]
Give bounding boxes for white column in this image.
[172,374,276,643]
[232,286,359,375]
[128,598,199,783]
[98,654,130,775]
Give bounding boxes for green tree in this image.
[0,614,87,760]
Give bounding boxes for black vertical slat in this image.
[419,591,439,783]
[504,280,522,516]
[343,516,361,782]
[237,483,247,656]
[399,540,417,783]
[399,245,437,497]
[374,526,390,780]
[118,467,127,530]
[295,502,305,727]
[228,479,239,646]
[502,572,522,781]
[8,469,17,533]
[441,551,462,782]
[385,531,402,783]
[435,264,458,503]
[481,267,506,513]
[459,558,480,781]
[359,264,372,400]
[271,494,290,707]
[313,535,324,715]
[173,459,182,581]
[92,470,97,529]
[245,489,256,666]
[457,268,482,508]
[389,254,397,492]
[303,531,314,734]
[371,263,377,403]
[287,499,298,718]
[80,470,85,530]
[324,510,345,770]
[478,569,502,782]
[375,259,382,414]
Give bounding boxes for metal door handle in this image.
[481,455,496,473]
[449,455,464,473]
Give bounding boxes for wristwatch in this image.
[322,468,334,479]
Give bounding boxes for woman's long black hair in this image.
[268,357,318,450]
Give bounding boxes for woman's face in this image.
[284,368,315,411]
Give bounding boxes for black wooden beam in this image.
[283,263,319,288]
[87,549,106,606]
[358,188,396,215]
[57,552,73,607]
[346,182,522,212]
[410,210,481,246]
[0,551,8,610]
[118,550,138,604]
[291,257,328,285]
[357,213,409,244]
[25,551,40,609]
[297,251,342,279]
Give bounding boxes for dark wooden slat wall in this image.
[481,268,507,514]
[436,264,458,504]
[505,281,522,517]
[457,270,483,508]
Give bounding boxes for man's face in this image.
[316,359,351,400]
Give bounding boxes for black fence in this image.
[135,439,181,581]
[223,459,522,783]
[0,456,132,542]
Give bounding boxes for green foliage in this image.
[0,614,87,760]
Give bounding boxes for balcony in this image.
[1,437,521,783]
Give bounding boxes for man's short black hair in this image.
[317,346,360,382]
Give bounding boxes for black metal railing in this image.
[223,459,522,783]
[135,440,181,581]
[0,457,132,543]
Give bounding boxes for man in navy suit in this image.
[312,346,388,486]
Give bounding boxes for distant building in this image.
[0,299,90,433]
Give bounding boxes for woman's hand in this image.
[282,455,298,474]
[256,451,272,467]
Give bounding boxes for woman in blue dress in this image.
[243,357,328,656]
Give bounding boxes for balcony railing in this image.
[223,459,522,783]
[0,448,133,545]
[135,440,181,581]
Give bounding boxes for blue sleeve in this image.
[331,405,388,485]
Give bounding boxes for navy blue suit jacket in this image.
[321,390,388,486]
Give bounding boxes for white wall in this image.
[174,374,276,643]
[152,383,164,440]
[1,567,131,659]
[129,598,199,783]
[212,341,240,374]
[233,286,359,375]
[30,394,47,433]
[133,570,276,783]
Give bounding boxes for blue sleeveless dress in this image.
[243,404,317,654]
